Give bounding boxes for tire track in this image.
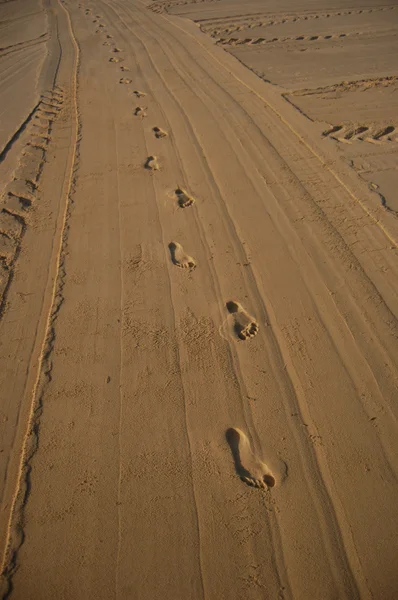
[100,2,366,596]
[102,3,394,596]
[0,0,80,594]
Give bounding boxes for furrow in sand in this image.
[0,101,40,166]
[98,2,294,595]
[108,76,207,597]
[99,1,397,597]
[130,2,398,429]
[0,0,80,592]
[100,1,366,596]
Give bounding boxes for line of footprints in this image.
[81,4,277,491]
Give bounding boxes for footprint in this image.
[113,47,123,52]
[226,428,275,489]
[110,57,123,63]
[103,41,112,46]
[145,156,159,170]
[226,300,259,340]
[134,106,146,117]
[133,90,146,97]
[168,242,196,270]
[106,34,113,39]
[153,126,168,138]
[175,187,194,208]
[120,66,130,71]
[119,78,132,84]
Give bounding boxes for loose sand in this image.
[0,0,397,598]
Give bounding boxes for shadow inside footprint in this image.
[175,187,194,208]
[134,106,146,117]
[153,126,168,138]
[226,428,275,488]
[145,156,159,170]
[168,242,196,270]
[226,301,259,340]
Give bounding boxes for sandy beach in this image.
[0,0,397,597]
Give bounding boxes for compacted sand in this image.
[0,0,397,598]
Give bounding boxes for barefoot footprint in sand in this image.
[226,427,275,489]
[134,106,146,117]
[132,90,146,98]
[153,127,168,138]
[145,156,159,170]
[119,78,132,84]
[175,187,194,208]
[169,242,196,270]
[226,300,258,340]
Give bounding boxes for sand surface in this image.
[0,0,397,598]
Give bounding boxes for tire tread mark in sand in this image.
[94,7,364,589]
[323,123,396,143]
[0,33,49,59]
[99,5,301,597]
[121,12,371,595]
[198,6,398,39]
[0,0,78,592]
[0,88,64,319]
[217,31,355,46]
[226,427,276,488]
